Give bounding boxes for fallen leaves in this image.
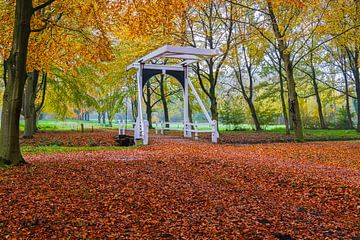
[1,133,359,239]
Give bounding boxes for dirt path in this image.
[1,134,359,239]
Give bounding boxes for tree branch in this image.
[33,0,56,12]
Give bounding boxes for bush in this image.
[219,99,245,128]
[335,106,354,129]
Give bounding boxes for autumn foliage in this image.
[1,133,359,239]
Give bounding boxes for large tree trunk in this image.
[33,112,38,133]
[23,70,39,138]
[2,60,7,86]
[267,2,304,141]
[0,0,32,165]
[283,53,304,140]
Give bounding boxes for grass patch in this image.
[21,145,129,156]
[0,163,12,169]
[268,128,360,140]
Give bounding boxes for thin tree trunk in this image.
[246,98,261,131]
[342,58,354,129]
[0,0,33,165]
[33,71,47,133]
[310,56,326,129]
[267,1,304,141]
[354,57,360,132]
[107,113,112,127]
[159,75,169,127]
[279,59,290,134]
[145,81,153,128]
[209,76,218,123]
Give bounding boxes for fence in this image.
[155,121,218,143]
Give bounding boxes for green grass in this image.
[21,145,127,156]
[0,163,12,169]
[303,129,360,140]
[20,119,119,131]
[222,127,360,141]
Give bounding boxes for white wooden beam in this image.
[128,45,219,68]
[127,63,183,71]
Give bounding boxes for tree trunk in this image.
[246,98,261,131]
[354,57,360,132]
[33,112,38,132]
[159,75,169,127]
[209,81,218,122]
[279,59,290,134]
[98,112,101,123]
[267,1,304,141]
[343,61,354,129]
[283,53,304,140]
[107,113,112,127]
[310,59,326,129]
[102,112,106,124]
[23,70,38,138]
[145,81,153,128]
[2,60,7,86]
[0,0,32,165]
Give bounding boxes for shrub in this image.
[335,106,354,129]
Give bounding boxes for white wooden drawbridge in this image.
[125,45,219,145]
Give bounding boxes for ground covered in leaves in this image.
[20,129,118,147]
[2,133,360,239]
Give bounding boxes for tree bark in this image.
[0,0,33,165]
[2,59,7,86]
[98,112,101,123]
[245,98,261,131]
[278,58,290,134]
[309,54,326,129]
[159,75,169,127]
[107,112,112,127]
[353,52,360,132]
[145,81,153,128]
[267,2,304,141]
[342,56,354,129]
[283,53,304,140]
[23,70,39,138]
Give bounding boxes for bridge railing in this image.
[155,121,218,143]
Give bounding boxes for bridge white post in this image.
[143,120,149,145]
[184,66,192,138]
[135,63,145,140]
[211,120,218,143]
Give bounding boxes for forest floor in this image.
[1,131,359,239]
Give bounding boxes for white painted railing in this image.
[118,120,136,135]
[155,120,218,143]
